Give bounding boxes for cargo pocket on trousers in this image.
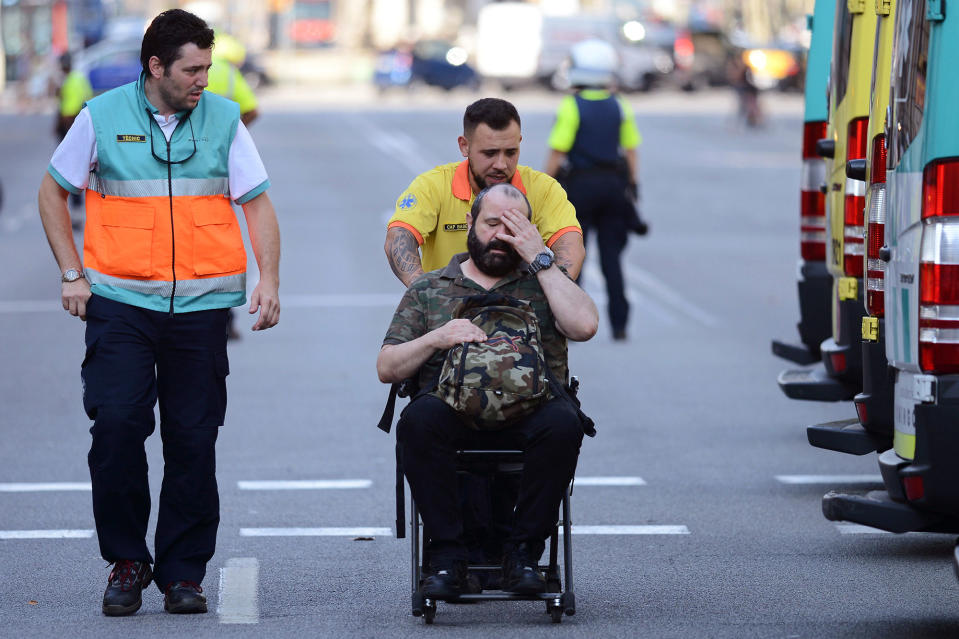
[80,338,100,420]
[192,205,247,276]
[98,201,155,277]
[212,351,230,426]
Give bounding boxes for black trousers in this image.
[81,294,229,590]
[397,395,583,565]
[565,173,632,332]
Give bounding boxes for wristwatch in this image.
[62,268,85,283]
[526,247,555,276]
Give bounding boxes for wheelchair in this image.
[384,377,583,625]
[394,446,576,624]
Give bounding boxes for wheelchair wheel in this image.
[549,602,564,623]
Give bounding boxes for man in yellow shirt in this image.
[206,59,259,126]
[385,98,585,286]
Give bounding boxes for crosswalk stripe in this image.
[775,474,883,485]
[0,529,94,539]
[218,558,259,625]
[237,480,372,490]
[835,523,892,535]
[565,525,689,535]
[0,482,91,492]
[239,527,393,537]
[575,477,646,486]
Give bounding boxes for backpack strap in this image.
[376,383,400,434]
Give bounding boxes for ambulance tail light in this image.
[903,475,925,502]
[918,159,959,373]
[843,117,868,277]
[800,121,828,261]
[866,134,887,316]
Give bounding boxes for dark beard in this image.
[467,225,521,277]
[468,160,508,192]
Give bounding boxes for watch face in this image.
[64,269,78,281]
[539,254,552,266]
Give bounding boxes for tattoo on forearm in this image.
[387,228,424,285]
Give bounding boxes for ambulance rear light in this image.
[854,398,868,425]
[829,351,847,374]
[800,121,828,261]
[903,475,925,502]
[843,117,868,277]
[918,207,959,372]
[866,134,887,316]
[922,159,959,219]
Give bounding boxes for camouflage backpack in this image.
[432,294,552,430]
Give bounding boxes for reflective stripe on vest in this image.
[83,76,246,313]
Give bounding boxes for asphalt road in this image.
[1,86,957,638]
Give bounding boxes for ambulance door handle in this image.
[879,246,891,262]
[816,138,835,159]
[846,159,867,181]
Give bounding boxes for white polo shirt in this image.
[50,106,269,204]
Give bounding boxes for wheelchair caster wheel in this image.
[550,605,564,623]
[423,598,436,624]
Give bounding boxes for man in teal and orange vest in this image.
[37,9,280,617]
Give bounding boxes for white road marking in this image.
[776,474,883,485]
[0,294,401,313]
[562,525,690,535]
[240,527,394,537]
[575,477,647,486]
[0,529,94,539]
[360,119,434,174]
[581,260,680,326]
[835,524,892,535]
[625,264,720,327]
[0,482,91,492]
[237,479,372,490]
[218,557,259,625]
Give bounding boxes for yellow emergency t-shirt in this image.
[59,70,93,117]
[388,161,582,273]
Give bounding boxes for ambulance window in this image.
[831,0,853,103]
[888,0,929,168]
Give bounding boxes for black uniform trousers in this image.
[397,395,583,566]
[81,294,229,591]
[565,172,632,333]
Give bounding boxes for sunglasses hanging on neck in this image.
[145,108,197,165]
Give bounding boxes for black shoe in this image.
[163,581,207,614]
[422,561,467,601]
[502,545,546,594]
[102,560,152,616]
[612,328,628,341]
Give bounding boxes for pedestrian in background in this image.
[545,39,643,341]
[53,52,93,224]
[37,9,280,617]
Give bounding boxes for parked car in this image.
[374,41,478,92]
[73,37,142,94]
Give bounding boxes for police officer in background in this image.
[545,39,645,341]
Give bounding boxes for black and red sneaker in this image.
[102,560,152,616]
[163,581,207,614]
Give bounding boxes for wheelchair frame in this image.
[395,447,576,624]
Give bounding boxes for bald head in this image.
[470,183,532,224]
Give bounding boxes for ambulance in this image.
[823,0,959,535]
[771,0,835,368]
[777,0,877,402]
[806,0,897,455]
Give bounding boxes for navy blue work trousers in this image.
[565,173,632,332]
[81,294,229,590]
[397,395,583,565]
